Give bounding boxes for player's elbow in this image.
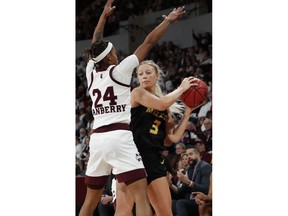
[170,136,181,144]
[158,98,174,111]
[157,103,169,111]
[134,42,154,62]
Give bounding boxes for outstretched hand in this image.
[103,0,116,18]
[162,6,186,23]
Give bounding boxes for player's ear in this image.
[105,54,112,63]
[106,53,112,60]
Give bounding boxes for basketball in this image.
[180,78,208,108]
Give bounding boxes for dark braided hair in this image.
[82,40,110,69]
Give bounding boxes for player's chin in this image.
[141,82,150,88]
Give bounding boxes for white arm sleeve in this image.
[112,54,139,85]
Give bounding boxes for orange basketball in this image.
[180,78,208,108]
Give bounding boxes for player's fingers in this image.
[177,6,185,12]
[187,76,195,79]
[190,82,199,87]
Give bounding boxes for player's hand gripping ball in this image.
[180,78,208,108]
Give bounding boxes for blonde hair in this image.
[136,60,164,95]
[136,60,185,118]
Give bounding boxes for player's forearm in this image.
[143,18,171,47]
[92,0,116,43]
[92,14,107,44]
[170,114,190,142]
[159,87,185,110]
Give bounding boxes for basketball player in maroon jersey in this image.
[78,1,190,216]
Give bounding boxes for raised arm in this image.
[165,100,206,144]
[91,0,116,44]
[165,107,193,144]
[134,6,185,62]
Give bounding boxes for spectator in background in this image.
[96,173,116,216]
[79,108,88,126]
[197,46,211,64]
[170,152,189,180]
[78,127,88,144]
[80,136,90,172]
[76,157,85,176]
[167,152,190,213]
[76,136,85,160]
[198,88,212,119]
[161,149,174,174]
[76,83,87,108]
[165,79,175,93]
[192,172,212,216]
[170,152,190,191]
[76,113,85,136]
[202,31,212,46]
[82,106,94,134]
[196,140,211,164]
[169,145,212,216]
[180,153,190,172]
[181,120,199,146]
[206,110,212,120]
[170,142,186,175]
[192,29,203,48]
[201,118,212,152]
[192,29,211,49]
[193,65,205,80]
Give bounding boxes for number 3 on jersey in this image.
[150,120,161,135]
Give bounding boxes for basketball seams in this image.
[195,87,206,100]
[192,87,197,107]
[180,79,208,108]
[183,87,193,103]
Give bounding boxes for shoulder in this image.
[131,87,144,107]
[131,86,142,94]
[117,54,139,68]
[131,86,155,101]
[85,60,95,76]
[199,161,212,172]
[131,86,147,97]
[86,59,94,72]
[200,160,210,167]
[112,55,139,80]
